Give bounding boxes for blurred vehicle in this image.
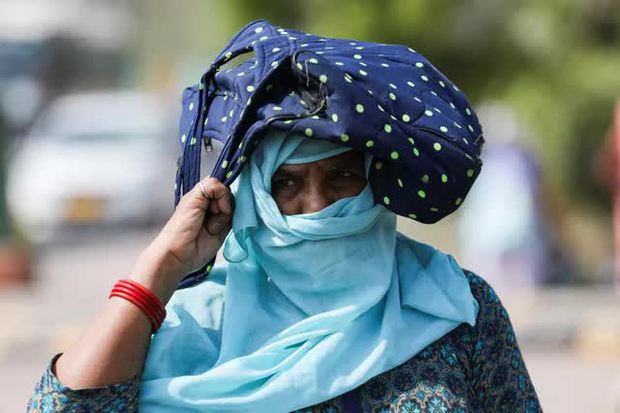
[0,0,134,134]
[6,91,179,245]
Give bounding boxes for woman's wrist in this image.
[128,244,187,304]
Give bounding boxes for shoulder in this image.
[461,268,510,325]
[463,268,497,300]
[457,272,543,410]
[459,269,527,383]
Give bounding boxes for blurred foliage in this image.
[216,0,620,211]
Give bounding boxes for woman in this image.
[28,20,542,412]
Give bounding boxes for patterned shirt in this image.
[27,271,542,412]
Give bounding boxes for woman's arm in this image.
[52,177,234,389]
[53,245,180,388]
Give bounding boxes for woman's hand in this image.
[130,177,234,301]
[53,177,234,390]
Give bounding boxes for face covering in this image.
[139,131,479,413]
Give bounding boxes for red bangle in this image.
[110,285,162,327]
[119,280,166,328]
[109,283,164,332]
[114,281,166,321]
[109,279,167,333]
[110,289,160,332]
[117,279,166,319]
[112,279,166,329]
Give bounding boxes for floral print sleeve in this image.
[357,270,542,413]
[27,353,140,413]
[465,271,542,412]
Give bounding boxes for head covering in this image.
[174,19,485,288]
[139,131,479,412]
[285,133,354,164]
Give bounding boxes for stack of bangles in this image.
[109,279,167,333]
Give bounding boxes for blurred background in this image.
[0,0,619,411]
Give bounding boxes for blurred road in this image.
[0,227,160,413]
[0,228,619,413]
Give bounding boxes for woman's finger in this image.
[206,213,231,235]
[209,200,221,215]
[196,178,232,209]
[192,177,234,236]
[206,202,234,235]
[189,178,229,213]
[208,185,234,215]
[218,190,234,215]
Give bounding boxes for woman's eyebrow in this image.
[325,157,364,171]
[273,167,304,177]
[327,159,360,167]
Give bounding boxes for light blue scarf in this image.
[139,131,479,412]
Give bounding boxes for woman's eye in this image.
[337,170,360,179]
[273,178,296,190]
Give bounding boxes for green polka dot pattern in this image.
[174,19,485,288]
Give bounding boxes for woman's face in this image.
[271,150,367,215]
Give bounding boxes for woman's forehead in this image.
[274,150,364,174]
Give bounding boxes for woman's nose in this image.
[301,184,334,214]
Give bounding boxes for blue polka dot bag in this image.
[174,19,485,289]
